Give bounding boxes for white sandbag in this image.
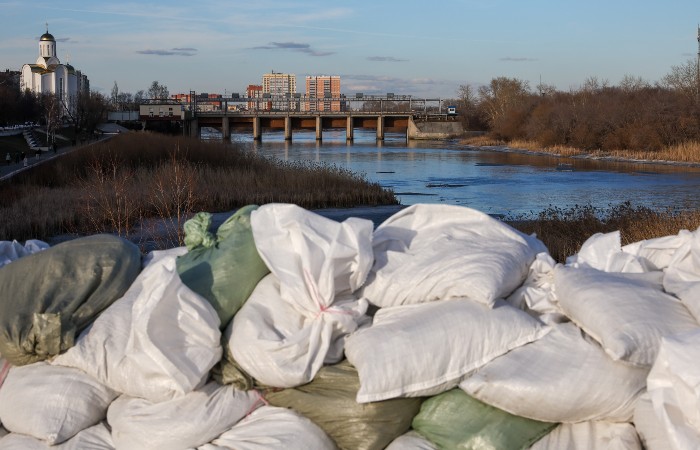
[529,421,642,450]
[53,253,221,403]
[345,298,550,403]
[633,393,673,450]
[0,362,117,445]
[142,245,188,268]
[566,231,650,273]
[230,204,373,388]
[644,330,700,450]
[229,274,368,388]
[663,228,700,321]
[195,406,337,450]
[506,252,567,324]
[553,266,699,367]
[108,382,264,450]
[250,203,373,310]
[623,228,697,271]
[360,204,546,308]
[384,431,438,450]
[0,423,114,450]
[460,323,648,423]
[0,239,48,268]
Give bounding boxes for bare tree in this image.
[659,59,700,104]
[147,81,169,100]
[477,77,531,128]
[110,81,120,110]
[619,74,650,93]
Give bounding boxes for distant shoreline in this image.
[459,138,700,169]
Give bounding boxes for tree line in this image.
[452,59,700,152]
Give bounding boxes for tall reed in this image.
[0,133,397,245]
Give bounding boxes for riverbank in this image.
[461,136,700,168]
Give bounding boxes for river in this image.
[203,128,700,219]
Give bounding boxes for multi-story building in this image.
[305,75,341,112]
[262,72,296,110]
[246,84,263,110]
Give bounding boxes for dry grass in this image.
[0,133,398,246]
[463,136,700,164]
[506,202,700,263]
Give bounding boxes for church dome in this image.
[40,32,55,41]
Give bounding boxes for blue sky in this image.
[1,0,698,99]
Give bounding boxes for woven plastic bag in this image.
[176,206,270,328]
[0,234,141,366]
[412,389,557,450]
[265,360,422,450]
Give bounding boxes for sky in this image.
[1,0,699,99]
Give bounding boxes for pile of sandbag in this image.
[0,202,699,450]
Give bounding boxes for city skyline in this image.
[1,0,698,99]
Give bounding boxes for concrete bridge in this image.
[138,95,463,141]
[190,111,441,141]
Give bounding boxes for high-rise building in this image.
[262,72,296,110]
[305,75,341,112]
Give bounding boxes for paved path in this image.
[0,131,120,181]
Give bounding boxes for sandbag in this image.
[0,234,141,366]
[644,329,700,450]
[411,389,557,450]
[384,431,437,450]
[53,253,221,403]
[633,394,673,450]
[663,228,700,321]
[0,239,48,268]
[553,266,699,367]
[265,360,423,450]
[460,323,648,423]
[345,298,550,403]
[176,206,270,327]
[196,406,337,450]
[506,252,567,324]
[229,204,373,388]
[0,362,117,445]
[566,231,650,273]
[623,227,698,271]
[0,423,114,450]
[360,204,546,308]
[108,382,264,450]
[529,421,642,450]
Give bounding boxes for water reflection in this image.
[200,127,700,216]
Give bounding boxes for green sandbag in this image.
[266,360,423,450]
[412,389,557,450]
[0,234,141,366]
[176,206,270,328]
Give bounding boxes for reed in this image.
[506,202,700,263]
[463,137,700,164]
[0,133,398,245]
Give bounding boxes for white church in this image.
[20,25,89,116]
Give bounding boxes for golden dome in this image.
[40,32,55,41]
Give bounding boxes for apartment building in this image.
[305,75,341,112]
[246,84,263,110]
[262,72,296,110]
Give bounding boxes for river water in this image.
[203,128,700,218]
